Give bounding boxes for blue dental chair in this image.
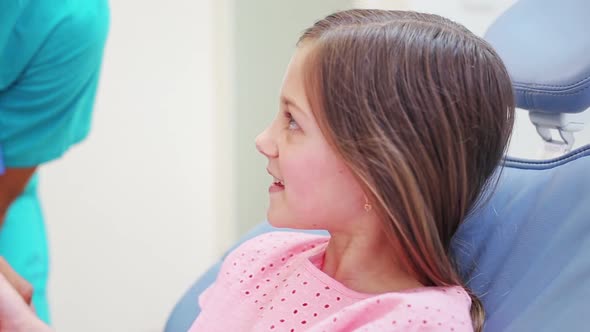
[165,0,590,331]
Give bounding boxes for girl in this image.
[190,9,513,332]
[0,9,514,332]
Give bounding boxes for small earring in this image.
[364,196,372,212]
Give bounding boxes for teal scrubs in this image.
[0,0,109,323]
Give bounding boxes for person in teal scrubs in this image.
[0,1,109,323]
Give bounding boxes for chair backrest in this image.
[451,147,590,331]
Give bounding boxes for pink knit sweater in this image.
[189,232,473,331]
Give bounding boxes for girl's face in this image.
[255,45,366,231]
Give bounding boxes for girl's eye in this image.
[285,112,300,130]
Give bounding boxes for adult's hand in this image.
[0,258,33,306]
[0,257,50,332]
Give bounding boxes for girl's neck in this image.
[322,224,423,295]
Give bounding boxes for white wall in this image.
[39,1,220,331]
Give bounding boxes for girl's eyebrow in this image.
[280,95,308,118]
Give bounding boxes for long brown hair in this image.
[298,9,514,331]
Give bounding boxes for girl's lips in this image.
[267,168,284,192]
[269,182,285,193]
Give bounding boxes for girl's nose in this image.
[255,127,278,158]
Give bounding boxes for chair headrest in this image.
[485,0,590,114]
